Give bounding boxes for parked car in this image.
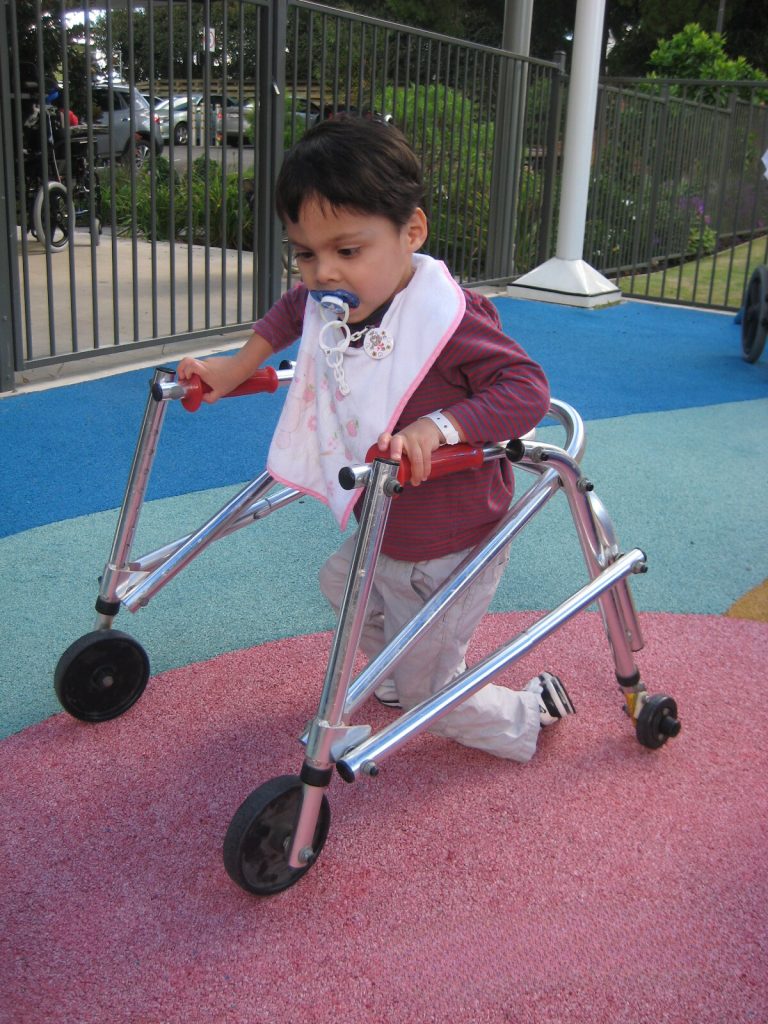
[91,83,163,168]
[157,93,243,145]
[216,98,255,145]
[287,95,322,126]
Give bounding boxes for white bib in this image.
[267,254,466,528]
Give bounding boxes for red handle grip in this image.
[364,442,486,487]
[181,367,279,411]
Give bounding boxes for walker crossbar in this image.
[53,364,681,896]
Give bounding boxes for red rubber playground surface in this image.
[1,298,767,1022]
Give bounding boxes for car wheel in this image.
[174,122,188,146]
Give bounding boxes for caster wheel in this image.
[223,775,331,896]
[54,630,150,722]
[635,694,681,749]
[741,265,768,364]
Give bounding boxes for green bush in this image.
[382,82,495,278]
[101,154,258,250]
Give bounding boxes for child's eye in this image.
[339,247,361,258]
[294,251,314,262]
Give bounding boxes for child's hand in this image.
[176,355,241,404]
[377,417,444,486]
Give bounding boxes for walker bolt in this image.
[298,846,315,864]
[362,760,380,777]
[577,477,594,492]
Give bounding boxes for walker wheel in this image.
[741,265,768,364]
[54,630,150,722]
[635,694,681,749]
[223,775,331,896]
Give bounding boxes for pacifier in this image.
[310,289,361,320]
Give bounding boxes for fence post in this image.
[0,12,20,393]
[255,0,286,317]
[643,82,669,265]
[485,0,534,280]
[537,50,566,265]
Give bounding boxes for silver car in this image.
[92,84,164,168]
[156,94,241,146]
[216,99,255,145]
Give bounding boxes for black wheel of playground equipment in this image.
[223,775,331,896]
[741,265,768,364]
[54,630,150,722]
[635,694,681,750]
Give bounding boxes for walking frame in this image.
[54,364,681,896]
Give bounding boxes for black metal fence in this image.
[0,0,559,390]
[588,78,768,310]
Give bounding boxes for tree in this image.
[647,22,766,82]
[89,3,263,86]
[9,0,61,74]
[605,0,768,76]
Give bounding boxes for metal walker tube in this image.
[287,457,402,869]
[121,471,280,611]
[533,441,643,681]
[97,368,176,625]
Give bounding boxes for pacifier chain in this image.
[317,295,354,396]
[312,290,395,397]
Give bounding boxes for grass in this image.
[617,237,768,309]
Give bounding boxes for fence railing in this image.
[282,1,560,285]
[587,77,768,310]
[0,0,560,389]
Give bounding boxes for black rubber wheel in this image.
[32,181,72,251]
[223,775,331,895]
[174,122,188,146]
[54,630,150,723]
[741,265,768,364]
[635,694,681,750]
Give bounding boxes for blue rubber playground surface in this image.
[1,297,766,738]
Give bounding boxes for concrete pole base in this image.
[507,257,622,308]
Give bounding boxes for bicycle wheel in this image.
[32,181,72,251]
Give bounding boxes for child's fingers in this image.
[176,357,205,382]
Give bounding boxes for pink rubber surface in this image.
[2,611,766,1024]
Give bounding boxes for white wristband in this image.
[423,409,461,446]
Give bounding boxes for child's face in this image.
[286,199,428,322]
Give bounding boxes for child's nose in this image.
[315,255,341,284]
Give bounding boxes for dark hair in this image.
[275,118,424,227]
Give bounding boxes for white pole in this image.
[556,0,606,260]
[507,0,620,306]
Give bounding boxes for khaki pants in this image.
[319,533,541,762]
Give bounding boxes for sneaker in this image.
[374,678,401,709]
[525,672,576,726]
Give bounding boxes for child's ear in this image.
[405,207,428,252]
